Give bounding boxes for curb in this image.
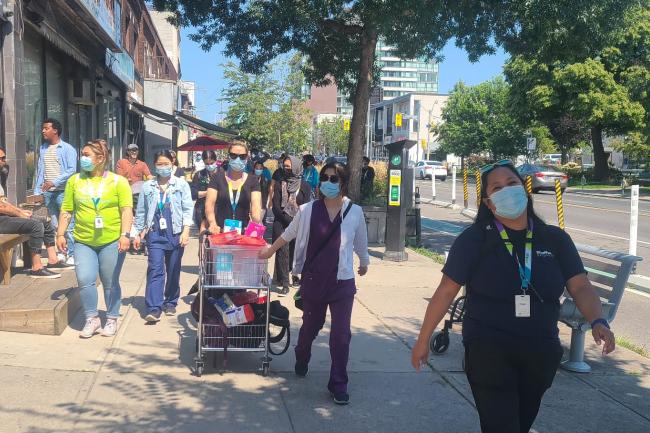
[422,199,463,210]
[566,189,650,201]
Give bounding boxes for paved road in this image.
[414,179,650,353]
[415,178,650,276]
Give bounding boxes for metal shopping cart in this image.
[194,234,272,377]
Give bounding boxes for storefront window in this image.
[46,50,65,123]
[99,95,123,170]
[23,32,44,189]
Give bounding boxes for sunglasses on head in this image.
[229,152,247,160]
[320,174,340,184]
[480,159,513,175]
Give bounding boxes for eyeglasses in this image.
[480,159,513,175]
[319,174,340,184]
[229,152,247,160]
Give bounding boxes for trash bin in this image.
[363,206,386,245]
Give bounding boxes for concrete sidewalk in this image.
[1,240,649,432]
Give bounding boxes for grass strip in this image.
[616,336,648,358]
[409,246,446,265]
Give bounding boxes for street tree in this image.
[316,118,350,156]
[153,0,637,200]
[436,78,525,166]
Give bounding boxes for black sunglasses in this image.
[229,152,247,160]
[319,174,340,184]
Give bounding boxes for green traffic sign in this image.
[391,154,402,166]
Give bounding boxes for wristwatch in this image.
[121,232,131,239]
[591,318,610,329]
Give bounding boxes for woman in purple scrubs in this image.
[259,162,370,405]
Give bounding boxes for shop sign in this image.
[106,49,135,90]
[75,0,122,48]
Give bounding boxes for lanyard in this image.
[226,174,244,215]
[157,189,169,212]
[85,172,108,213]
[493,218,533,291]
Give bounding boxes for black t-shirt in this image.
[208,170,261,229]
[442,219,585,343]
[272,168,285,182]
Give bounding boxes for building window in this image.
[46,50,66,125]
[23,32,45,189]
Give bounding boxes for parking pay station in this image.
[384,139,415,261]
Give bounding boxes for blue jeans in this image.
[145,245,184,313]
[44,190,75,256]
[75,240,125,319]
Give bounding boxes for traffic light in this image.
[395,112,403,127]
[343,119,350,131]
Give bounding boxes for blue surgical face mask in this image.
[205,163,217,172]
[229,157,247,172]
[489,185,528,219]
[320,181,341,198]
[156,165,173,178]
[80,156,95,172]
[254,169,263,176]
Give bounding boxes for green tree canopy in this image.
[316,118,350,156]
[153,0,638,199]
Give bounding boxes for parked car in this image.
[542,153,562,165]
[517,163,568,193]
[414,160,447,181]
[325,155,348,165]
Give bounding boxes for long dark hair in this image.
[153,150,174,165]
[475,164,544,226]
[319,162,349,198]
[201,150,217,161]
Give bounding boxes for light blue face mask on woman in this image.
[156,166,173,178]
[80,156,95,172]
[229,157,247,172]
[320,181,341,198]
[489,185,528,219]
[254,169,263,176]
[206,163,217,172]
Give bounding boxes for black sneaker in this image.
[331,392,350,405]
[295,361,308,377]
[163,305,177,316]
[145,310,161,323]
[291,275,301,287]
[278,285,290,296]
[46,261,74,272]
[28,268,61,279]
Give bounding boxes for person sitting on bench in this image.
[0,147,67,278]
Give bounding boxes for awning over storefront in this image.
[129,101,177,125]
[177,135,231,151]
[175,111,239,136]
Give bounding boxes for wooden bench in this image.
[0,234,29,284]
[559,244,642,373]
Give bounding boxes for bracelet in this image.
[591,318,610,329]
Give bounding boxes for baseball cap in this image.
[127,143,139,151]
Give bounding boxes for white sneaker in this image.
[57,253,66,262]
[102,318,118,337]
[65,256,75,266]
[80,317,101,339]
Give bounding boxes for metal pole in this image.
[415,186,422,247]
[475,169,481,209]
[555,179,565,230]
[451,166,457,205]
[463,169,469,209]
[525,176,533,195]
[629,185,639,257]
[431,169,436,202]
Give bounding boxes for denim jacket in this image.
[134,175,194,235]
[34,140,78,194]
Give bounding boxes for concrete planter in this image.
[362,206,387,246]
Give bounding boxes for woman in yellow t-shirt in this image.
[56,140,133,339]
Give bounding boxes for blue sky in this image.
[180,28,509,123]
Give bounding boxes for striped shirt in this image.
[43,144,62,190]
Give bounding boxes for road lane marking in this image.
[566,227,650,247]
[535,198,650,217]
[421,218,465,236]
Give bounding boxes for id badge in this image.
[224,219,243,234]
[515,295,531,318]
[159,217,168,230]
[94,216,104,229]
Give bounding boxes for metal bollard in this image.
[555,179,565,230]
[463,169,469,209]
[475,169,481,209]
[525,175,533,195]
[414,186,422,247]
[451,166,457,205]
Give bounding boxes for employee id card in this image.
[515,294,531,318]
[94,216,104,229]
[159,217,168,230]
[224,219,243,234]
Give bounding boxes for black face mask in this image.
[283,168,293,178]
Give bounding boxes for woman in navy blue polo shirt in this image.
[411,160,615,433]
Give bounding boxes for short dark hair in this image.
[43,118,62,136]
[362,156,370,163]
[201,150,217,161]
[153,150,174,164]
[319,162,349,197]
